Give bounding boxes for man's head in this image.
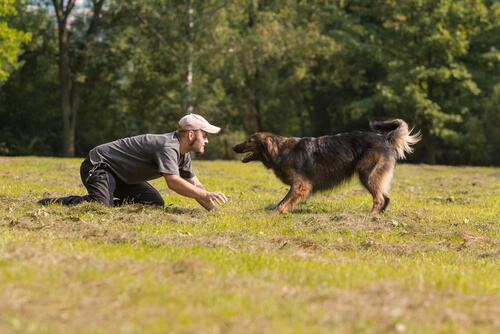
[177,114,221,155]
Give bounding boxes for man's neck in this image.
[177,131,191,155]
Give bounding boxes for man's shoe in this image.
[37,197,62,205]
[38,196,85,206]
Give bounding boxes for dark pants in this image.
[57,157,165,207]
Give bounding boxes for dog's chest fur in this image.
[268,137,319,186]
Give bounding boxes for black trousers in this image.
[58,157,165,207]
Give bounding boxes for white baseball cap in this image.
[178,114,221,134]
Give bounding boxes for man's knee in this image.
[153,197,165,207]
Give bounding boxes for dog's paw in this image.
[273,206,289,214]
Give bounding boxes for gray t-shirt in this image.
[88,132,195,184]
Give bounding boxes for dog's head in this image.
[232,133,278,165]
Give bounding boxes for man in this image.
[38,114,229,211]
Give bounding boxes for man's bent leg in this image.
[39,158,116,207]
[38,157,100,206]
[80,157,116,207]
[82,170,116,207]
[114,181,165,207]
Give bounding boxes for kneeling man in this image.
[38,114,228,211]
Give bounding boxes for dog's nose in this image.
[232,144,242,153]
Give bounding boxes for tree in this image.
[0,0,31,81]
[365,0,486,164]
[208,0,335,136]
[306,0,387,136]
[52,0,105,157]
[0,0,60,156]
[458,0,500,165]
[184,0,194,115]
[107,0,238,131]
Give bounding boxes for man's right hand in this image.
[204,191,229,210]
[163,173,229,211]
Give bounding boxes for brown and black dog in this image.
[233,119,420,214]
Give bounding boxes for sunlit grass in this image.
[1,156,500,333]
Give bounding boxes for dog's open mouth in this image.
[242,151,255,163]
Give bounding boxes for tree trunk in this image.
[244,98,261,133]
[424,135,436,165]
[58,22,76,157]
[53,0,104,157]
[183,0,194,115]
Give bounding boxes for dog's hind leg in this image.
[358,155,395,214]
[274,180,312,214]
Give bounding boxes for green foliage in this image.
[0,0,31,81]
[0,0,59,155]
[328,0,495,164]
[462,83,500,165]
[1,0,500,164]
[198,129,248,160]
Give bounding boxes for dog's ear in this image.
[259,135,277,166]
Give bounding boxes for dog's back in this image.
[283,131,394,192]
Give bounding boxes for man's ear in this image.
[188,130,195,141]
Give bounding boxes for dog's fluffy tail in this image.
[370,119,421,159]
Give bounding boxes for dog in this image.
[232,119,420,214]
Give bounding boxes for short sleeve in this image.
[154,148,195,179]
[178,153,196,179]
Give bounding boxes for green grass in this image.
[1,156,500,333]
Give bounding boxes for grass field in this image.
[1,156,500,333]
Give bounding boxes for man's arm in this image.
[163,173,228,210]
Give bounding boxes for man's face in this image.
[189,130,209,154]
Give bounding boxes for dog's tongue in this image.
[243,152,254,162]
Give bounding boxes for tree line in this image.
[1,0,500,165]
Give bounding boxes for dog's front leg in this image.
[273,181,312,214]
